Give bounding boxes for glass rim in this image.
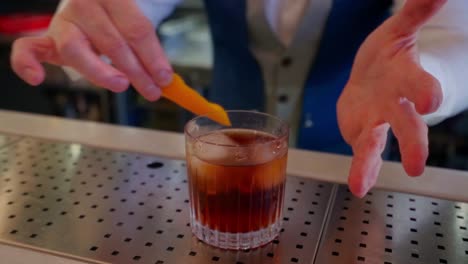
[184,110,289,148]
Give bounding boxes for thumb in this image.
[11,36,60,86]
[390,0,447,36]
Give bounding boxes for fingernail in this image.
[351,180,370,198]
[24,68,39,85]
[146,84,161,101]
[155,69,173,87]
[110,76,129,92]
[356,192,366,199]
[360,176,376,197]
[360,185,371,198]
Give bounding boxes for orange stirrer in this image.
[162,74,231,126]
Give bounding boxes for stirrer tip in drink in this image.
[208,103,232,127]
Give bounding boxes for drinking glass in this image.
[185,110,289,250]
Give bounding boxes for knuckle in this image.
[420,74,441,91]
[125,66,146,79]
[63,0,87,13]
[103,38,128,56]
[123,20,154,43]
[56,36,78,56]
[12,37,29,51]
[418,74,442,112]
[367,135,384,151]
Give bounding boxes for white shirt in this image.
[138,0,468,130]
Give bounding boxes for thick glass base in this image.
[191,220,282,250]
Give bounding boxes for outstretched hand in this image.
[338,0,447,197]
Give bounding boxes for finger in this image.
[337,88,365,145]
[348,124,389,198]
[391,0,447,36]
[61,1,161,100]
[397,66,442,115]
[103,0,173,86]
[10,36,60,86]
[387,98,428,176]
[53,23,129,92]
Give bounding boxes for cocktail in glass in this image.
[185,110,289,250]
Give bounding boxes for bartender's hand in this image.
[10,0,172,101]
[337,0,446,197]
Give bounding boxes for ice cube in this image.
[200,131,239,146]
[195,132,240,164]
[248,141,284,165]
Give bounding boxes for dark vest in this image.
[203,0,392,155]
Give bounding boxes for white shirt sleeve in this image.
[393,0,468,126]
[135,0,183,27]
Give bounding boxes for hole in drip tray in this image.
[147,161,164,169]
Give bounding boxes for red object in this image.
[0,14,52,35]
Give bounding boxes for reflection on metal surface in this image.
[315,186,468,264]
[0,137,332,264]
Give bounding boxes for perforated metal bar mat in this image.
[0,137,333,264]
[0,134,21,149]
[315,186,468,264]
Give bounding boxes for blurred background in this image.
[1,0,468,170]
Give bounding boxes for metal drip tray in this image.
[0,134,20,148]
[316,186,468,264]
[0,137,333,264]
[0,135,466,264]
